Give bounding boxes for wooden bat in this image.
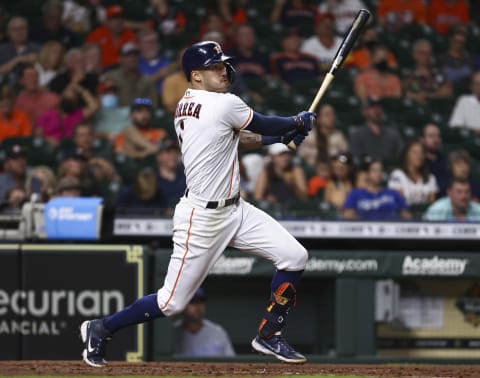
[288,8,371,151]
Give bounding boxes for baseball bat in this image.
[288,8,371,151]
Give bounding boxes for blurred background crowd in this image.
[0,0,480,222]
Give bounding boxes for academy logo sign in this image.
[402,256,468,276]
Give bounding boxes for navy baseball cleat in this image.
[251,334,307,363]
[80,319,112,367]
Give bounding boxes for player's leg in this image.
[80,200,240,367]
[229,200,308,363]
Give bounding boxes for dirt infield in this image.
[1,361,480,377]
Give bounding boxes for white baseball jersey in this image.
[174,89,253,200]
[157,88,307,316]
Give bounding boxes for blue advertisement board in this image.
[44,197,103,240]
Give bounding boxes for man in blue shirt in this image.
[423,178,480,222]
[343,159,411,220]
[137,29,175,94]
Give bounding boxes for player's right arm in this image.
[246,111,315,136]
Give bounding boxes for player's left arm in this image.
[238,129,309,150]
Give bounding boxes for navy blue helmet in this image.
[181,41,235,83]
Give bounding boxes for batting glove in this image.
[281,129,307,147]
[293,111,316,134]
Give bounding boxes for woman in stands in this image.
[388,139,438,210]
[323,152,355,211]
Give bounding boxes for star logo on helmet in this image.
[213,43,222,54]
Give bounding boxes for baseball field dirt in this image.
[1,361,480,378]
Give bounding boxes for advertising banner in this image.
[0,245,21,359]
[44,197,103,240]
[154,249,480,278]
[0,245,144,361]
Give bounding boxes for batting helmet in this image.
[181,41,235,83]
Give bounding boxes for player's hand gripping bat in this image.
[288,8,371,151]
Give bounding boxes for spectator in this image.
[0,144,28,201]
[92,80,130,141]
[67,123,120,187]
[155,138,186,213]
[0,16,39,84]
[54,175,83,198]
[298,103,348,169]
[116,167,164,210]
[301,12,341,72]
[343,158,411,220]
[49,48,99,96]
[388,139,438,207]
[70,123,104,160]
[0,84,32,143]
[271,0,317,36]
[161,48,189,114]
[437,24,475,84]
[27,165,57,202]
[36,83,99,146]
[199,11,234,50]
[35,40,65,88]
[137,29,175,94]
[104,43,158,108]
[173,288,235,357]
[354,44,402,102]
[86,5,137,70]
[448,71,480,132]
[32,0,78,49]
[403,39,453,106]
[57,147,99,197]
[217,0,249,27]
[14,64,60,125]
[423,178,480,221]
[307,159,330,199]
[376,0,427,32]
[114,98,166,159]
[318,0,368,35]
[270,28,321,87]
[253,144,308,206]
[349,97,404,162]
[323,152,354,211]
[446,149,480,201]
[345,23,398,71]
[83,42,103,76]
[227,24,270,82]
[147,0,187,38]
[420,123,449,196]
[0,187,28,215]
[427,0,469,35]
[62,0,100,35]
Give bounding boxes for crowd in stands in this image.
[0,0,480,222]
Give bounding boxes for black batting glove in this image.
[293,111,316,133]
[281,129,307,147]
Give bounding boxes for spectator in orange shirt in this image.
[0,84,32,143]
[427,0,470,35]
[376,0,427,32]
[86,5,137,70]
[14,64,60,125]
[354,44,402,102]
[345,24,398,71]
[114,98,166,159]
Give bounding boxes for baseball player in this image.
[80,41,316,366]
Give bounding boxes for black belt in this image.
[185,189,240,209]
